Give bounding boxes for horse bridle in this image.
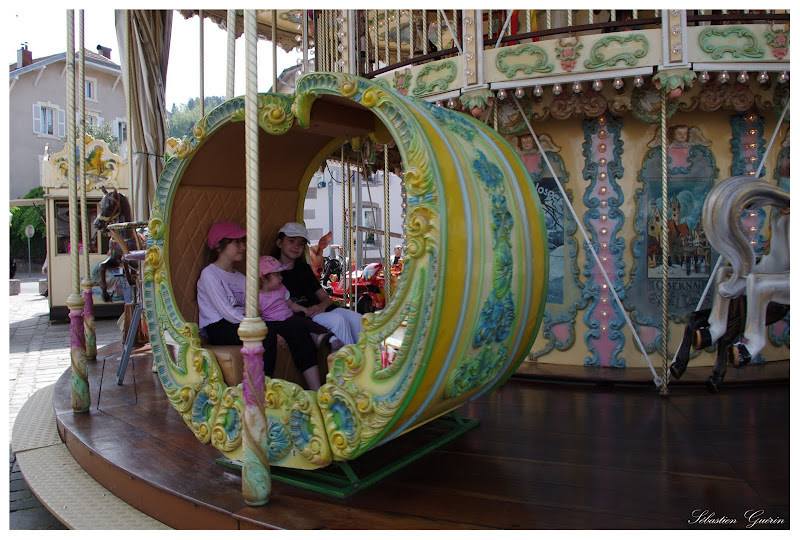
[96,188,122,227]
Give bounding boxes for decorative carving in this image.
[460,88,494,120]
[550,89,608,120]
[697,81,755,113]
[584,33,649,69]
[698,27,764,59]
[495,44,553,78]
[53,135,122,191]
[554,38,583,72]
[764,25,789,59]
[392,68,412,96]
[581,115,628,366]
[653,69,697,99]
[411,60,457,95]
[631,81,680,124]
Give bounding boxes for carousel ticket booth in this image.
[40,134,130,320]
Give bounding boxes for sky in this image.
[8,7,300,109]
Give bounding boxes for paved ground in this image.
[8,276,121,529]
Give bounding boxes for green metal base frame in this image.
[216,412,479,498]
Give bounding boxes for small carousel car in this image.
[329,262,397,314]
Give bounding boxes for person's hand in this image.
[277,335,289,349]
[102,290,113,302]
[305,304,325,317]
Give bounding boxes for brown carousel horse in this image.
[92,187,145,302]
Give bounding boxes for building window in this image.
[116,120,127,142]
[85,78,97,101]
[86,114,99,128]
[32,103,65,137]
[54,200,108,255]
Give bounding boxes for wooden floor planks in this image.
[53,346,790,529]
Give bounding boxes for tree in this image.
[166,96,226,139]
[9,187,47,264]
[86,121,121,154]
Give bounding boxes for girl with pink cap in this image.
[197,222,321,389]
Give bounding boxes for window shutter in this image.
[58,109,66,138]
[32,104,41,134]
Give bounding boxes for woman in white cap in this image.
[273,222,363,347]
[197,221,319,385]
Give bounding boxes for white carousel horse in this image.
[688,176,789,390]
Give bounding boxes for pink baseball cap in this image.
[259,256,290,277]
[207,221,246,249]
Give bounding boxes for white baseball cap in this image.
[279,222,309,241]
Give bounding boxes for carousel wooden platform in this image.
[49,342,789,529]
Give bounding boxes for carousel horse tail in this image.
[702,177,790,298]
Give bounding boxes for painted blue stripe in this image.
[470,132,535,400]
[384,111,477,440]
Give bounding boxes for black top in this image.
[281,260,324,308]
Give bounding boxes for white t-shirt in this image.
[196,263,246,329]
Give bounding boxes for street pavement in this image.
[8,276,121,529]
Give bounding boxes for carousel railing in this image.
[356,9,790,80]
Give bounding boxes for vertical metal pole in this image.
[383,145,391,300]
[302,10,309,74]
[226,9,236,100]
[78,10,96,361]
[272,10,278,89]
[355,158,363,270]
[199,10,205,118]
[422,10,428,55]
[126,11,135,220]
[659,89,670,396]
[239,9,271,506]
[328,169,334,257]
[66,10,89,413]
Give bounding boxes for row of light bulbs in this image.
[697,70,789,84]
[434,70,789,107]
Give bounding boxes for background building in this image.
[8,43,127,199]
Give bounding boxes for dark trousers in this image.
[205,318,316,376]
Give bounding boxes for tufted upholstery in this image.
[167,183,328,388]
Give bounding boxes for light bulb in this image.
[613,78,624,90]
[633,75,644,87]
[552,83,562,95]
[592,80,603,91]
[718,71,729,83]
[737,71,749,83]
[757,71,769,84]
[698,71,710,84]
[778,71,789,84]
[572,81,582,93]
[497,88,507,100]
[533,85,543,97]
[447,98,456,109]
[514,87,525,98]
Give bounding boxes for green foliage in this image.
[166,96,226,140]
[86,121,121,154]
[9,187,47,262]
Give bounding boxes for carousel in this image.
[14,9,789,529]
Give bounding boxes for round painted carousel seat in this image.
[143,73,549,470]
